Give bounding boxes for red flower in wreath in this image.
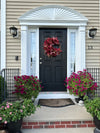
[43,37,62,57]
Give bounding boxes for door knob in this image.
[40,58,42,60]
[40,62,42,64]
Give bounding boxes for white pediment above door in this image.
[19,5,88,25]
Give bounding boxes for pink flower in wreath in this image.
[52,37,59,44]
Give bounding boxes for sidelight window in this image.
[70,31,76,74]
[67,29,77,76]
[30,32,36,76]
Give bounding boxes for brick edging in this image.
[22,120,95,129]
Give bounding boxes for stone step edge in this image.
[22,120,95,129]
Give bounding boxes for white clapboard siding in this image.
[6,0,100,68]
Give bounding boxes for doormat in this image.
[38,99,75,107]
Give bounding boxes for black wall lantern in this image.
[89,28,97,38]
[9,26,18,38]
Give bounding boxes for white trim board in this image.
[37,92,77,99]
[1,0,6,70]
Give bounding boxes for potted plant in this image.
[12,75,42,100]
[65,69,97,101]
[84,96,100,133]
[0,99,36,133]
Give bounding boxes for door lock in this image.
[40,58,42,60]
[40,62,42,64]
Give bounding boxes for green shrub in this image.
[0,76,7,103]
[0,99,36,123]
[84,96,100,120]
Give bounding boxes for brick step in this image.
[22,120,95,129]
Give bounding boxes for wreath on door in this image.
[43,37,62,57]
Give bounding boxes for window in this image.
[70,31,76,74]
[67,29,77,76]
[30,32,36,76]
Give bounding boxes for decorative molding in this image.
[1,0,6,70]
[19,22,87,27]
[19,5,88,26]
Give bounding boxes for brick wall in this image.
[22,120,95,129]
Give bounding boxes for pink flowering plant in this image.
[13,75,41,100]
[0,99,36,124]
[65,69,97,97]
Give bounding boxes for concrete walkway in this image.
[22,128,94,133]
[24,105,92,122]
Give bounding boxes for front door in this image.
[39,28,67,91]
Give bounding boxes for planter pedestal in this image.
[7,119,22,133]
[94,116,100,133]
[94,128,100,133]
[93,116,100,130]
[78,100,84,106]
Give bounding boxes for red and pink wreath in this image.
[43,37,62,57]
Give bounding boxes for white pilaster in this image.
[21,26,29,75]
[1,0,6,70]
[76,26,86,72]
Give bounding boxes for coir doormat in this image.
[38,99,75,107]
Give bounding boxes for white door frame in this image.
[20,25,86,100]
[21,26,86,76]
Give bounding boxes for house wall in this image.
[6,0,100,69]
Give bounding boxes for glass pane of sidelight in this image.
[30,32,36,75]
[70,32,76,74]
